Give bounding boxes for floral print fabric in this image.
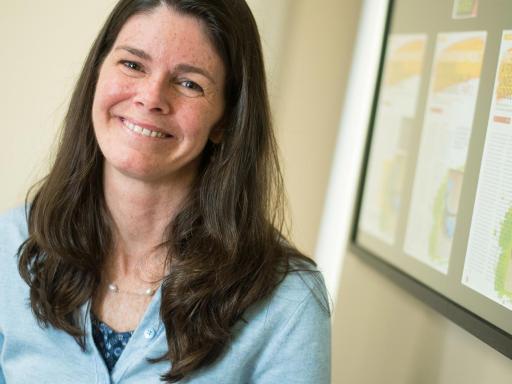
[91,312,134,372]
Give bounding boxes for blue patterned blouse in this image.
[91,313,134,372]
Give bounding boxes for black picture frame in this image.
[350,0,512,360]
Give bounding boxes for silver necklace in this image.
[107,283,156,297]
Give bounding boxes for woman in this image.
[0,0,330,383]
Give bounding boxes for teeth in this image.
[123,120,168,138]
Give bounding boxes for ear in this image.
[209,125,224,144]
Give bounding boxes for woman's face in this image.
[92,6,225,185]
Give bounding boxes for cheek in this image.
[177,101,224,141]
[93,74,131,120]
[91,76,130,156]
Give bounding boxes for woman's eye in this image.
[181,80,203,93]
[120,60,142,72]
[176,80,204,97]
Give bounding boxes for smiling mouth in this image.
[121,118,172,139]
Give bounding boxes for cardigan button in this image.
[144,328,156,339]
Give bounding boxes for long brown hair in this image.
[18,0,317,382]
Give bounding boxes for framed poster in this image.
[352,0,512,358]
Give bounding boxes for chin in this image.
[104,154,164,183]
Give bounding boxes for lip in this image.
[119,116,174,138]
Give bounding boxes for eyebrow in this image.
[175,63,216,84]
[116,45,151,61]
[115,45,217,84]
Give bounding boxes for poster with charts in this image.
[360,34,427,244]
[463,31,512,310]
[404,31,486,273]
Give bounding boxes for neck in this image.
[102,165,194,280]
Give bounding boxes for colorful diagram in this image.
[496,207,512,299]
[404,31,486,274]
[359,34,427,245]
[496,47,512,103]
[379,152,407,234]
[429,169,464,266]
[432,37,486,93]
[384,39,428,87]
[452,0,478,19]
[463,31,512,310]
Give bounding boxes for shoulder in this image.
[0,204,29,231]
[268,256,329,307]
[0,205,29,288]
[237,256,331,339]
[0,205,29,256]
[266,256,330,323]
[231,257,331,383]
[0,205,31,332]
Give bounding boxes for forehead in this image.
[113,6,224,77]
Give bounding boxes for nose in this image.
[133,76,171,114]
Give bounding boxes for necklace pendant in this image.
[108,283,119,293]
[106,282,156,296]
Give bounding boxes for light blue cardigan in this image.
[0,206,331,383]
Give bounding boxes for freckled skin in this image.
[91,6,226,332]
[92,5,225,187]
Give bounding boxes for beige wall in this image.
[273,0,361,257]
[0,0,118,211]
[332,250,512,384]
